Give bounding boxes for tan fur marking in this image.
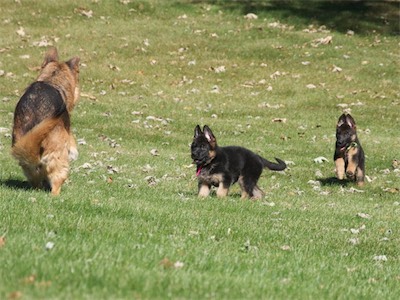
[241,191,249,199]
[208,150,216,160]
[238,176,248,199]
[356,168,365,186]
[346,147,359,177]
[216,185,229,198]
[252,186,264,200]
[198,184,210,197]
[335,158,345,180]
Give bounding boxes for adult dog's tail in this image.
[260,157,287,171]
[12,118,59,166]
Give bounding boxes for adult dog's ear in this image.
[203,125,216,148]
[42,47,59,68]
[194,125,202,138]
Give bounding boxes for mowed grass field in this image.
[0,0,399,299]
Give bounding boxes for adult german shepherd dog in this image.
[191,125,287,199]
[12,47,80,195]
[334,113,365,186]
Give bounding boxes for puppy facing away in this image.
[334,113,365,186]
[11,47,80,195]
[191,125,287,199]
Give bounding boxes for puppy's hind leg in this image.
[252,186,264,200]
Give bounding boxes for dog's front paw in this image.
[69,147,79,161]
[346,170,355,180]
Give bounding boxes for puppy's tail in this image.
[260,157,287,171]
[12,118,59,166]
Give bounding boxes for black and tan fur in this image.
[334,113,365,186]
[191,125,287,199]
[12,47,80,195]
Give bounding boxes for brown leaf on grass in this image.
[159,257,184,269]
[382,187,399,194]
[244,13,258,20]
[357,213,371,219]
[0,236,5,248]
[272,118,287,123]
[258,102,284,109]
[108,64,121,71]
[150,149,159,156]
[74,7,93,18]
[23,275,36,284]
[311,35,333,47]
[80,92,97,101]
[306,84,317,89]
[16,27,26,37]
[7,291,22,300]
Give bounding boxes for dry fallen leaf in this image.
[7,291,22,300]
[313,156,329,163]
[272,118,287,123]
[244,13,258,20]
[373,255,387,262]
[357,212,371,219]
[306,84,317,89]
[16,27,26,37]
[150,149,159,156]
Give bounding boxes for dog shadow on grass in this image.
[318,177,350,186]
[0,179,32,191]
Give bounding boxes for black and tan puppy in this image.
[191,125,287,199]
[334,113,365,186]
[12,47,80,195]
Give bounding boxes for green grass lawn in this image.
[0,0,399,299]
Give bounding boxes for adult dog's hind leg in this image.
[46,152,69,196]
[68,134,79,161]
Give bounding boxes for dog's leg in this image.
[345,147,358,180]
[216,184,229,198]
[252,186,264,200]
[198,183,211,197]
[356,167,365,187]
[44,147,69,196]
[238,176,249,199]
[68,134,79,161]
[335,158,345,180]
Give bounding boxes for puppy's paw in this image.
[346,170,355,180]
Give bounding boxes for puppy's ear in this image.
[42,47,59,68]
[345,114,356,129]
[203,125,216,146]
[337,114,346,127]
[194,125,202,138]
